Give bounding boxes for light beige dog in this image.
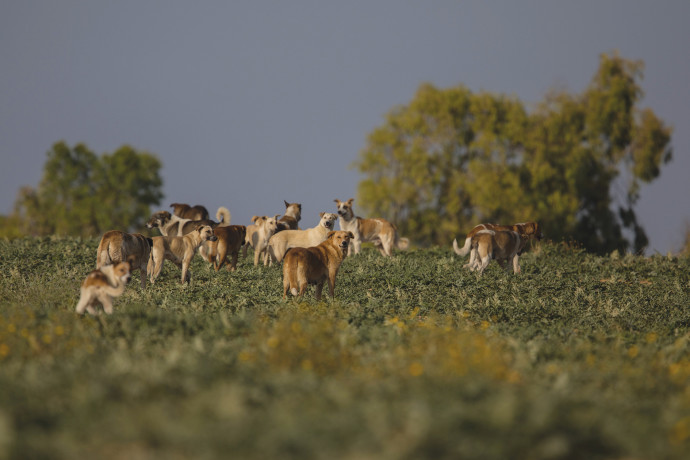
[453,221,543,269]
[334,198,409,257]
[278,200,302,231]
[267,212,338,265]
[282,230,354,300]
[469,229,528,275]
[96,230,152,288]
[242,215,280,266]
[147,225,217,284]
[75,259,132,315]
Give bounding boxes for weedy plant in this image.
[0,237,689,459]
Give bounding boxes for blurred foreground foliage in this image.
[0,237,689,459]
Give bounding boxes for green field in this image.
[1,237,689,459]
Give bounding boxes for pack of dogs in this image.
[76,198,544,315]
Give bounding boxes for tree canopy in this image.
[354,53,672,253]
[10,142,163,237]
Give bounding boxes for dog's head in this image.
[327,230,354,253]
[198,225,218,242]
[112,260,132,285]
[146,211,172,229]
[318,212,338,230]
[334,198,355,219]
[514,221,544,240]
[283,201,302,220]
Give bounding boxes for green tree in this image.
[354,53,672,253]
[11,141,163,237]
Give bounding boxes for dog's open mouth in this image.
[325,221,334,229]
[340,241,349,249]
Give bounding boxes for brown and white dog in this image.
[146,207,230,237]
[75,259,133,315]
[147,225,218,284]
[453,221,543,268]
[469,229,528,275]
[96,230,152,288]
[242,215,280,266]
[170,203,210,221]
[267,212,338,265]
[282,230,354,300]
[202,225,247,272]
[334,198,409,257]
[278,200,302,231]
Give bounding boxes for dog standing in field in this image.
[278,200,302,231]
[453,221,543,269]
[96,230,152,288]
[146,207,230,237]
[469,229,528,275]
[170,203,209,221]
[148,225,218,284]
[75,259,133,315]
[202,225,247,272]
[334,198,409,257]
[282,230,354,300]
[267,212,338,265]
[243,215,280,266]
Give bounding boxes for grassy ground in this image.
[0,237,689,459]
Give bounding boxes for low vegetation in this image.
[1,237,689,459]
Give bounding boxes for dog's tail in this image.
[453,237,472,257]
[216,207,231,226]
[396,237,410,250]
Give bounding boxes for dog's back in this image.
[171,203,209,221]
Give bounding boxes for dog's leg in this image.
[229,250,238,271]
[99,293,114,315]
[254,242,263,266]
[85,303,99,316]
[512,254,521,274]
[315,281,324,301]
[75,290,92,315]
[327,274,336,299]
[215,241,227,272]
[352,237,362,255]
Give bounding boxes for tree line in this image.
[0,53,681,254]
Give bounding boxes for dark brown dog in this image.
[282,230,353,300]
[170,203,209,221]
[96,230,152,288]
[203,225,247,271]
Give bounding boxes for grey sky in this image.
[2,1,688,253]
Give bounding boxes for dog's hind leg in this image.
[75,291,92,315]
[99,293,114,315]
[314,281,324,301]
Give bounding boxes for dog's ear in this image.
[319,211,325,218]
[334,199,341,205]
[347,232,354,239]
[327,231,336,239]
[284,200,289,208]
[347,198,354,205]
[251,215,259,223]
[274,214,280,220]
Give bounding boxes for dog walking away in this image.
[148,225,218,284]
[453,222,543,257]
[278,200,302,231]
[267,212,338,265]
[75,258,133,315]
[282,230,354,300]
[146,207,231,237]
[243,215,280,266]
[170,203,210,221]
[96,230,152,288]
[203,225,247,271]
[470,230,528,275]
[334,198,409,257]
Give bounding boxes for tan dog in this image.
[148,225,217,284]
[334,198,409,257]
[282,230,354,300]
[203,225,247,271]
[278,200,302,231]
[267,212,338,265]
[453,221,543,268]
[170,202,209,221]
[96,230,152,288]
[469,230,528,275]
[75,259,132,315]
[146,207,230,237]
[242,215,280,266]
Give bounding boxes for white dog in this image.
[266,212,338,265]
